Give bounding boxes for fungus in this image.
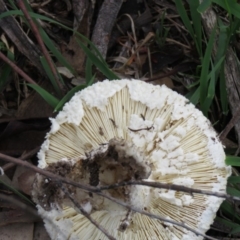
[32,79,231,240]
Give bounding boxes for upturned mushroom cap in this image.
[32,79,231,240]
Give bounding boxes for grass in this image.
[0,2,118,110]
[175,0,240,235]
[1,0,240,238]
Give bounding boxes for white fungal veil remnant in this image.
[32,79,231,240]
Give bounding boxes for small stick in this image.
[96,192,218,240]
[60,184,116,240]
[2,146,40,171]
[0,51,37,85]
[0,153,238,201]
[0,152,226,239]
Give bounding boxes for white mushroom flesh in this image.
[32,79,231,240]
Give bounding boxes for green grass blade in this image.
[212,0,240,18]
[189,1,202,56]
[226,156,240,166]
[199,26,216,110]
[76,39,119,80]
[228,176,240,184]
[219,68,228,114]
[201,57,225,114]
[38,28,75,74]
[7,0,18,10]
[0,177,34,205]
[0,10,75,74]
[230,227,240,235]
[197,0,212,13]
[216,217,240,234]
[85,57,93,84]
[174,0,194,38]
[0,50,14,91]
[40,56,61,96]
[201,61,215,115]
[27,84,59,108]
[215,19,228,66]
[220,201,240,221]
[54,84,87,112]
[186,86,200,105]
[227,187,240,197]
[0,10,115,79]
[87,74,95,86]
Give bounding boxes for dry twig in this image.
[0,152,230,239]
[0,51,37,85]
[60,184,116,240]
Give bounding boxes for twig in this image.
[16,0,64,96]
[99,180,233,200]
[0,153,97,193]
[0,193,40,219]
[96,192,218,240]
[1,146,40,171]
[0,153,223,238]
[0,51,37,85]
[0,153,238,201]
[60,183,116,240]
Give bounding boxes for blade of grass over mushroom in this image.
[76,39,119,80]
[27,84,59,109]
[199,26,216,113]
[0,178,34,205]
[186,86,200,105]
[225,156,240,166]
[54,84,87,112]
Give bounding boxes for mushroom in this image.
[32,79,231,240]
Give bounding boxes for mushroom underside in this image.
[32,80,231,240]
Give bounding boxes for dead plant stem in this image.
[0,51,37,85]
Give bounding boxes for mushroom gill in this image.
[32,79,231,240]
